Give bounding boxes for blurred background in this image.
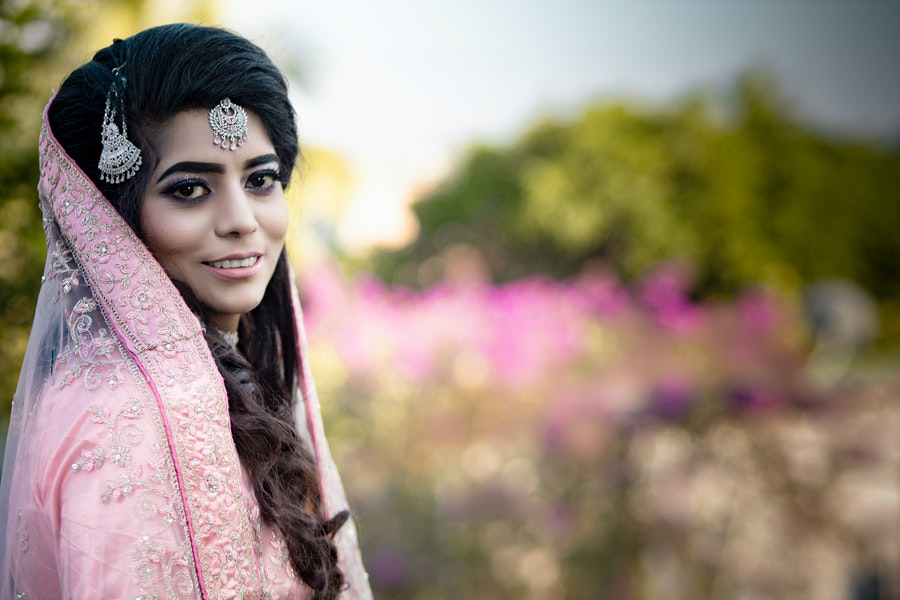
[2,0,899,598]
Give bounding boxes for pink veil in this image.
[0,100,371,599]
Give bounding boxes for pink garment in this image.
[0,100,371,599]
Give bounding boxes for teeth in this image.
[208,256,258,269]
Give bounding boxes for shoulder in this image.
[29,371,152,505]
[10,367,201,598]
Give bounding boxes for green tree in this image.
[0,0,78,427]
[373,74,900,342]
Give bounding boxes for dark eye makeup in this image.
[159,167,281,203]
[246,168,280,193]
[162,178,210,202]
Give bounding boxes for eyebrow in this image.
[155,153,280,184]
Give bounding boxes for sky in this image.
[221,0,900,251]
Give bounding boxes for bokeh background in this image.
[2,1,899,598]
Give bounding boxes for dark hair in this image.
[48,24,348,598]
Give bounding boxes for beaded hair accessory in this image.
[209,98,248,150]
[97,64,142,183]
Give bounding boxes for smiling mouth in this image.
[206,256,260,269]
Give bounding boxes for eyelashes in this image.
[160,168,281,203]
[162,178,209,202]
[246,169,280,192]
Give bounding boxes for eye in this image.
[247,170,279,191]
[164,179,210,201]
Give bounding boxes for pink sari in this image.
[0,101,371,599]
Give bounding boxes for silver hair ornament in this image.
[209,98,248,151]
[97,65,142,184]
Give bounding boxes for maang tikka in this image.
[97,64,143,183]
[209,98,248,150]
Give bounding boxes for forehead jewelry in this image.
[209,98,248,151]
[97,64,143,183]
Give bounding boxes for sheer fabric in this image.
[0,101,371,599]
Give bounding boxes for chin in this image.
[206,296,266,319]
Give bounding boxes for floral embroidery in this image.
[269,533,292,573]
[73,200,102,242]
[71,445,105,472]
[131,536,197,599]
[200,472,226,500]
[265,531,299,598]
[117,277,168,338]
[87,234,126,264]
[46,238,81,303]
[56,297,126,391]
[244,496,300,599]
[68,400,145,481]
[102,474,137,503]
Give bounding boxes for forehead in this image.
[150,109,275,168]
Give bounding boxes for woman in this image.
[0,24,371,599]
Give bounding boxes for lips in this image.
[205,256,259,269]
[201,253,264,279]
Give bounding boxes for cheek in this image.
[262,197,290,244]
[140,201,199,273]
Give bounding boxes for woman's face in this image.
[141,109,289,331]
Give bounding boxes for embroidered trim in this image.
[40,110,262,597]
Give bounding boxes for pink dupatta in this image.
[0,101,371,599]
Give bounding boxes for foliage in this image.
[0,0,81,425]
[373,74,900,344]
[301,261,900,599]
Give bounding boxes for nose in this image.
[214,182,258,237]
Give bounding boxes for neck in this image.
[209,314,239,333]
